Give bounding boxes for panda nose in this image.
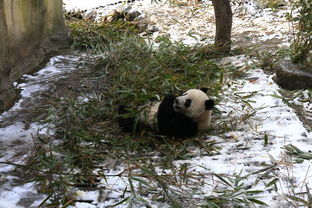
[174,98,179,104]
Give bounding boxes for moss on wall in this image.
[0,0,71,111]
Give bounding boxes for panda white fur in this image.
[118,88,214,138]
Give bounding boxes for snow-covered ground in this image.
[67,57,312,207]
[1,0,311,207]
[216,55,312,206]
[63,0,292,47]
[0,55,85,208]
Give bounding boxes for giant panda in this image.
[118,88,215,138]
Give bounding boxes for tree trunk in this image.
[211,0,233,52]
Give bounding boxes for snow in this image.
[63,0,119,11]
[293,90,312,121]
[0,55,83,207]
[0,182,43,208]
[1,0,311,207]
[64,0,292,47]
[0,200,22,208]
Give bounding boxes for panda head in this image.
[173,88,214,120]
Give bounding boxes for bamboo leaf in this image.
[264,134,269,146]
[286,195,308,205]
[130,177,152,188]
[247,197,268,206]
[213,174,232,187]
[265,178,278,189]
[112,196,131,207]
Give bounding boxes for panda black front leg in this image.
[117,105,135,132]
[157,94,198,138]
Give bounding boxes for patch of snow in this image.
[293,89,312,121]
[213,55,312,207]
[71,202,97,208]
[63,0,121,11]
[76,191,99,202]
[0,182,45,208]
[243,0,258,14]
[0,200,22,208]
[1,55,83,119]
[0,54,84,208]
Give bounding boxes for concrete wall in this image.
[0,0,71,110]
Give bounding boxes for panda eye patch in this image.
[185,99,192,107]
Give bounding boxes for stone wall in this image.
[0,0,71,111]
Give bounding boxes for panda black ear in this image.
[205,99,214,110]
[200,88,208,93]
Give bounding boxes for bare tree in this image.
[212,0,233,52]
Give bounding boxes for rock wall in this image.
[0,0,71,111]
[276,59,312,90]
